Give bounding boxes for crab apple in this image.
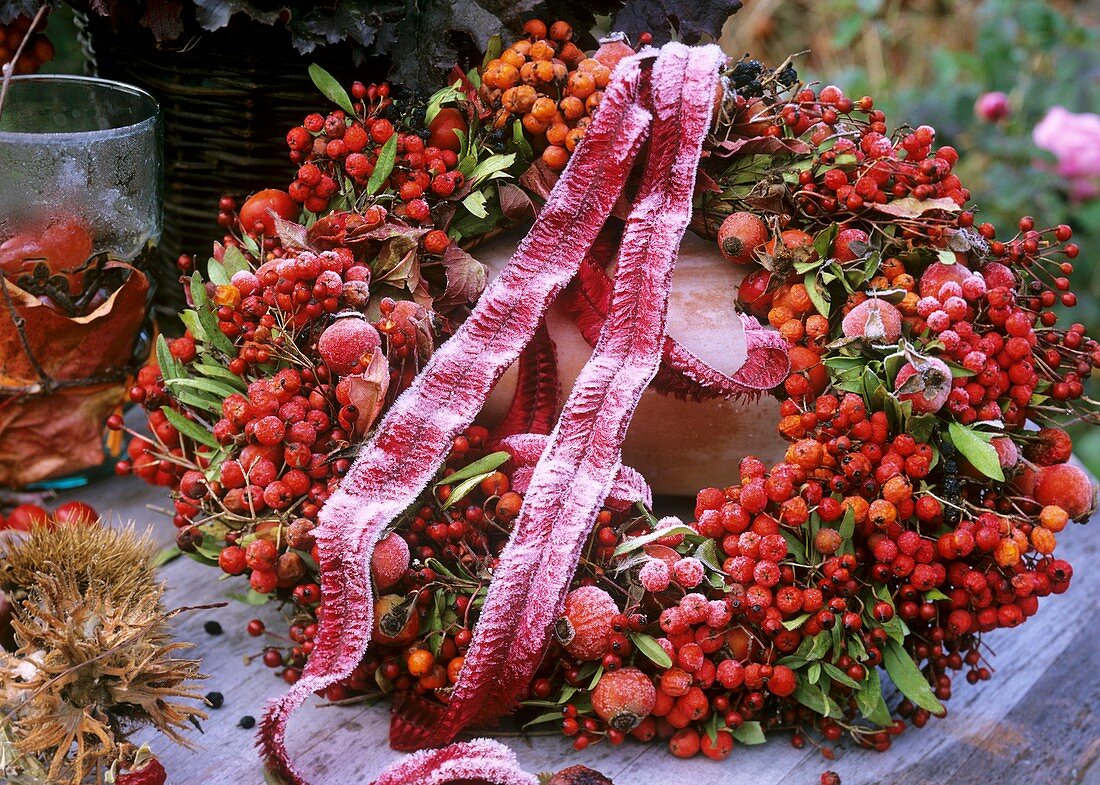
[1024,428,1073,467]
[833,227,869,262]
[592,667,657,732]
[593,34,636,71]
[371,532,410,590]
[6,504,49,531]
[919,259,971,298]
[1034,463,1096,520]
[373,594,420,646]
[318,313,381,376]
[557,586,618,661]
[980,261,1016,290]
[52,500,99,526]
[701,729,735,761]
[427,108,467,153]
[717,211,768,265]
[841,298,902,343]
[238,189,299,236]
[738,267,774,318]
[894,356,952,413]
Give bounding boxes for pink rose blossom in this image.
[1033,106,1100,201]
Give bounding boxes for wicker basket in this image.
[78,13,378,323]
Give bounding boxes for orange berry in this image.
[767,305,794,328]
[995,538,1021,567]
[447,656,465,683]
[1040,505,1069,532]
[898,291,920,316]
[585,92,603,113]
[418,663,448,690]
[530,96,557,122]
[501,85,536,114]
[546,122,569,146]
[842,496,870,524]
[523,19,547,39]
[786,439,824,469]
[548,20,573,41]
[511,40,532,57]
[805,314,830,338]
[868,499,897,528]
[565,127,585,152]
[1030,526,1056,555]
[529,40,555,61]
[533,60,555,83]
[519,61,537,84]
[881,256,906,280]
[567,71,596,99]
[893,273,916,292]
[882,475,912,504]
[406,649,435,677]
[591,64,613,88]
[500,48,526,69]
[559,42,584,66]
[577,57,601,73]
[559,95,585,121]
[778,415,806,440]
[522,112,549,135]
[779,319,805,343]
[541,144,569,171]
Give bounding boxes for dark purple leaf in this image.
[612,0,743,45]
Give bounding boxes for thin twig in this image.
[0,4,48,124]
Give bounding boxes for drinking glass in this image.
[0,75,161,489]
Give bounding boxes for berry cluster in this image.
[0,13,53,74]
[481,20,639,172]
[283,80,468,223]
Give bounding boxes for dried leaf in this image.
[870,196,962,219]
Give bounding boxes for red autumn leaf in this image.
[0,264,149,487]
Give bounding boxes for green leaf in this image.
[196,361,247,391]
[166,376,241,400]
[190,274,236,356]
[481,34,503,69]
[179,310,207,341]
[522,711,564,729]
[152,545,181,568]
[221,245,251,277]
[161,407,219,449]
[821,662,861,689]
[805,269,831,317]
[425,83,463,126]
[813,223,838,260]
[732,721,766,745]
[793,681,839,717]
[883,639,945,713]
[441,471,493,511]
[367,133,399,196]
[511,118,533,161]
[807,662,821,684]
[631,633,673,669]
[469,153,515,185]
[206,258,230,286]
[461,190,489,219]
[781,529,806,563]
[947,421,1004,481]
[614,523,697,557]
[838,506,855,541]
[308,63,356,116]
[155,334,184,381]
[435,451,510,487]
[807,632,831,661]
[227,589,274,606]
[693,538,725,574]
[587,664,604,691]
[856,668,893,727]
[924,588,951,602]
[782,612,810,631]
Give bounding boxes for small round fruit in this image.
[373,594,421,646]
[841,298,902,343]
[918,259,970,299]
[1034,463,1096,520]
[591,667,657,732]
[717,211,768,265]
[238,189,299,236]
[371,532,410,590]
[894,356,952,414]
[427,108,467,153]
[555,586,618,661]
[833,227,870,262]
[52,500,100,527]
[6,503,49,531]
[318,313,381,376]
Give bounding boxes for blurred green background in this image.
[34,1,1100,470]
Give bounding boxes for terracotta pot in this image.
[477,231,787,497]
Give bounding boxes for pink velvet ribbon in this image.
[261,42,785,785]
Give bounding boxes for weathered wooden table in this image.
[67,474,1100,785]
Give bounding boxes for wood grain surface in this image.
[65,472,1100,785]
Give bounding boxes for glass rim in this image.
[0,74,160,142]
